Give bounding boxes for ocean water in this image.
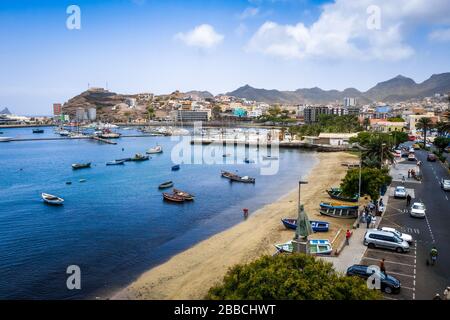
[0,126,317,299]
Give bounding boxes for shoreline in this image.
[112,152,357,300]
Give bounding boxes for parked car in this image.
[440,179,450,191]
[408,153,416,161]
[394,186,407,198]
[444,146,450,153]
[427,153,437,162]
[381,227,413,244]
[346,265,401,294]
[413,144,420,150]
[363,229,410,253]
[410,202,426,218]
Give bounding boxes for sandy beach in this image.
[113,151,357,300]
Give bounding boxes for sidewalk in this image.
[321,192,389,273]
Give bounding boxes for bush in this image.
[206,254,382,300]
[340,167,392,200]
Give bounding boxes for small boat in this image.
[159,181,174,189]
[72,163,91,170]
[281,218,330,232]
[326,188,358,203]
[146,145,163,154]
[173,188,195,200]
[244,159,255,164]
[162,192,185,203]
[79,179,87,183]
[171,164,180,171]
[262,155,278,160]
[41,193,64,205]
[221,170,255,183]
[32,129,44,134]
[66,181,72,185]
[274,240,332,255]
[222,153,231,158]
[319,202,359,219]
[106,160,125,166]
[116,158,132,162]
[130,153,149,161]
[0,137,13,142]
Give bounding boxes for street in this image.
[360,147,450,300]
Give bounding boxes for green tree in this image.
[146,105,155,121]
[361,135,394,168]
[435,121,450,137]
[206,254,381,300]
[433,136,450,152]
[390,131,408,147]
[340,167,392,200]
[416,117,433,144]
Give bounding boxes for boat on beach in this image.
[281,218,329,232]
[159,181,174,189]
[173,188,194,200]
[326,187,358,203]
[319,202,359,219]
[106,160,125,166]
[171,164,180,171]
[130,153,150,161]
[41,193,64,205]
[221,170,255,183]
[146,145,163,154]
[162,192,185,203]
[32,129,44,134]
[274,239,332,255]
[72,162,91,170]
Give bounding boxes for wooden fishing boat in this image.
[281,218,329,232]
[274,239,332,255]
[159,181,174,189]
[171,164,180,171]
[162,192,185,203]
[72,162,91,170]
[221,170,255,183]
[106,160,125,166]
[41,193,64,205]
[130,153,149,161]
[146,145,163,154]
[319,202,359,219]
[326,187,358,202]
[173,188,194,200]
[32,129,44,134]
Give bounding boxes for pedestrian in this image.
[408,169,411,178]
[345,229,351,245]
[366,214,372,228]
[379,198,384,207]
[380,258,386,275]
[406,194,412,207]
[402,175,406,185]
[370,215,377,228]
[444,287,450,300]
[430,246,438,266]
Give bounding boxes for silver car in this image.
[394,186,407,198]
[441,179,450,191]
[364,229,410,253]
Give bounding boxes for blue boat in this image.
[319,202,359,219]
[172,165,180,171]
[281,218,329,232]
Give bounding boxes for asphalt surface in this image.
[360,145,450,300]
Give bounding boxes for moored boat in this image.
[41,193,64,205]
[221,170,255,183]
[173,188,194,200]
[72,162,91,170]
[274,239,332,255]
[244,158,255,164]
[146,145,163,154]
[262,155,278,160]
[159,181,174,189]
[0,137,13,142]
[319,202,359,219]
[326,187,358,202]
[130,153,149,161]
[171,164,180,171]
[32,129,44,134]
[281,218,329,232]
[162,192,185,203]
[106,160,125,166]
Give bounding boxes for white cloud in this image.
[175,24,224,49]
[429,28,450,42]
[239,7,260,20]
[247,0,450,61]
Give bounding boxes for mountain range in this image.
[0,107,11,115]
[225,73,450,105]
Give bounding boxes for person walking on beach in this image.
[406,194,412,207]
[345,230,351,245]
[380,258,387,276]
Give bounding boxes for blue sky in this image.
[1,0,450,115]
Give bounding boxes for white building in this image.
[344,97,356,107]
[87,108,97,121]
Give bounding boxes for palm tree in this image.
[146,105,155,122]
[435,121,450,137]
[361,135,394,168]
[416,117,433,145]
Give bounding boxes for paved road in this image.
[359,146,450,300]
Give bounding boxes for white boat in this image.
[41,193,64,205]
[146,145,163,154]
[59,130,70,136]
[274,239,332,255]
[262,155,279,160]
[0,137,13,142]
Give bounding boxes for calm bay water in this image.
[0,126,317,299]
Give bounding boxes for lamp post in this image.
[298,180,308,214]
[292,180,311,253]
